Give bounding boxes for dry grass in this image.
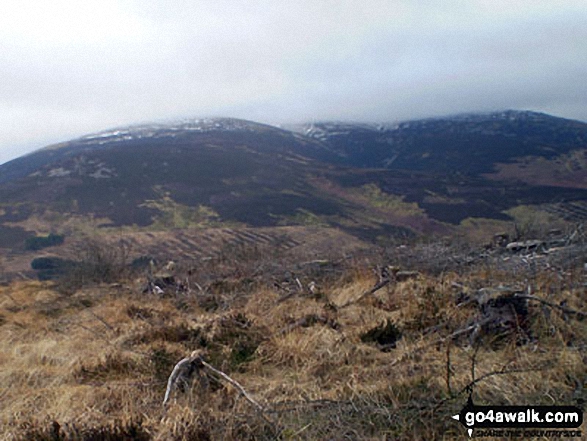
[0,246,586,440]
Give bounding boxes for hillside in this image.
[1,111,586,439]
[0,237,585,440]
[0,118,340,228]
[292,110,587,175]
[1,111,587,278]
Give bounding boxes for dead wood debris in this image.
[514,293,586,320]
[340,266,420,309]
[163,350,275,427]
[142,260,189,295]
[450,286,586,346]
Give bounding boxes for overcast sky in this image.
[1,0,586,164]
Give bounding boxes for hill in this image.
[291,110,587,175]
[1,111,587,439]
[1,111,587,277]
[0,118,340,227]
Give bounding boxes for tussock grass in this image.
[1,244,586,440]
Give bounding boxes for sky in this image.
[1,0,586,164]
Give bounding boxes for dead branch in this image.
[339,267,421,309]
[276,289,297,303]
[200,360,265,413]
[388,318,492,367]
[440,317,494,343]
[456,362,555,402]
[445,342,453,396]
[295,277,303,291]
[434,358,557,411]
[86,310,116,332]
[340,279,390,308]
[435,365,555,410]
[163,353,203,406]
[163,351,275,427]
[514,294,586,319]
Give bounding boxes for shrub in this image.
[30,257,76,281]
[29,239,131,290]
[25,233,64,251]
[70,239,130,284]
[30,256,69,270]
[53,239,131,292]
[130,256,155,270]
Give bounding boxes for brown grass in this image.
[0,244,586,440]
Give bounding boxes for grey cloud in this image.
[1,0,586,164]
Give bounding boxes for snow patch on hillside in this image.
[76,118,268,146]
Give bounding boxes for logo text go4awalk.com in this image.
[451,396,583,437]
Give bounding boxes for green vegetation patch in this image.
[141,187,220,229]
[274,208,330,227]
[506,204,568,239]
[358,183,425,216]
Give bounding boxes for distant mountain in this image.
[0,118,339,185]
[289,110,587,174]
[1,111,587,252]
[0,118,345,230]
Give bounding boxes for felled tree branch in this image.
[339,267,420,309]
[163,350,273,425]
[434,360,556,411]
[163,351,204,406]
[514,294,586,320]
[199,360,265,413]
[340,279,391,309]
